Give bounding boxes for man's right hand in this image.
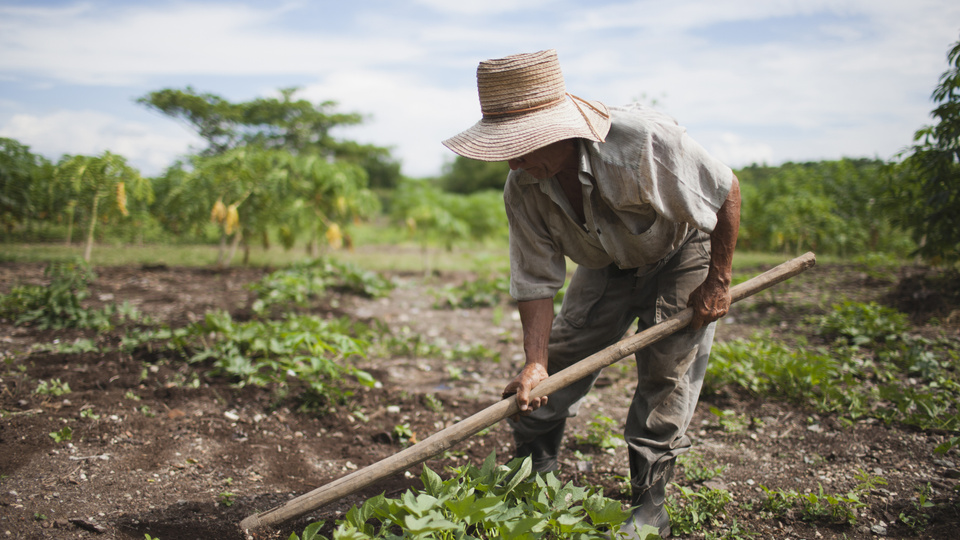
[502,363,550,421]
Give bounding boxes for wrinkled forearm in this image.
[517,298,554,369]
[707,175,741,287]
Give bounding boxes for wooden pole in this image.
[240,252,816,532]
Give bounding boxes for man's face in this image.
[506,139,577,180]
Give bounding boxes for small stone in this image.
[871,521,888,535]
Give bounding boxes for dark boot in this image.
[513,420,566,472]
[620,460,673,538]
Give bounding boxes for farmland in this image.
[1,247,958,539]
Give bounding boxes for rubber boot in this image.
[513,420,565,473]
[619,461,673,538]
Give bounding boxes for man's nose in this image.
[508,157,524,170]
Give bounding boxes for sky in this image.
[1,1,958,179]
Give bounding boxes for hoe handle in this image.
[241,251,816,532]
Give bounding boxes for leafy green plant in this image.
[0,260,112,330]
[574,414,624,451]
[422,394,443,413]
[218,491,235,507]
[318,453,630,539]
[181,311,375,407]
[34,378,71,396]
[814,301,910,346]
[678,453,728,482]
[798,484,864,525]
[249,256,394,314]
[49,426,73,443]
[393,423,416,446]
[708,407,749,433]
[667,485,732,535]
[899,483,935,533]
[432,273,509,309]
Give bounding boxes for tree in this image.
[888,37,960,263]
[138,87,402,189]
[53,152,151,261]
[0,138,47,235]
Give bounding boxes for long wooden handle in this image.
[241,251,816,531]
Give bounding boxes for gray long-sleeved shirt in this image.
[505,103,734,302]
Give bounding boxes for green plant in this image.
[322,453,630,539]
[80,408,100,420]
[218,491,235,507]
[799,484,864,525]
[899,483,935,533]
[814,301,910,346]
[667,485,732,535]
[574,414,624,451]
[678,453,728,482]
[0,260,112,330]
[181,311,376,407]
[393,423,416,446]
[432,273,509,309]
[422,393,444,413]
[249,257,394,314]
[34,378,71,396]
[708,407,749,433]
[49,426,73,443]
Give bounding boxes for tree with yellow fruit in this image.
[53,152,151,262]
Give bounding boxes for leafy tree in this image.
[391,179,507,275]
[736,159,912,257]
[138,86,401,189]
[888,36,960,263]
[0,138,50,236]
[440,155,509,193]
[53,152,151,261]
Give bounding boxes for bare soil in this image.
[1,257,958,539]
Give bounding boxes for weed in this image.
[393,423,416,446]
[49,426,72,443]
[422,393,444,413]
[667,485,732,535]
[249,256,394,314]
[0,259,112,330]
[678,453,728,482]
[574,413,624,451]
[218,491,235,507]
[709,407,749,433]
[182,311,376,406]
[34,378,71,396]
[80,408,100,420]
[432,273,509,309]
[813,300,909,346]
[899,483,935,533]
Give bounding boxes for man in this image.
[443,49,740,538]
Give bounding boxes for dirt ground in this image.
[1,256,958,539]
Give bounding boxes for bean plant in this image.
[292,454,634,539]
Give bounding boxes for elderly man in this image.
[443,49,740,538]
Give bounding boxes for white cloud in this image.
[303,70,480,178]
[0,110,201,175]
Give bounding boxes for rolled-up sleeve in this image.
[504,175,567,302]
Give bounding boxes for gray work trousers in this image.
[508,229,715,496]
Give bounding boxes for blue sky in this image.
[1,0,958,178]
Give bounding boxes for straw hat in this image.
[443,49,611,162]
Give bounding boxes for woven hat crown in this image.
[478,50,566,117]
[442,49,610,162]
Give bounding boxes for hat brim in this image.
[443,98,611,162]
